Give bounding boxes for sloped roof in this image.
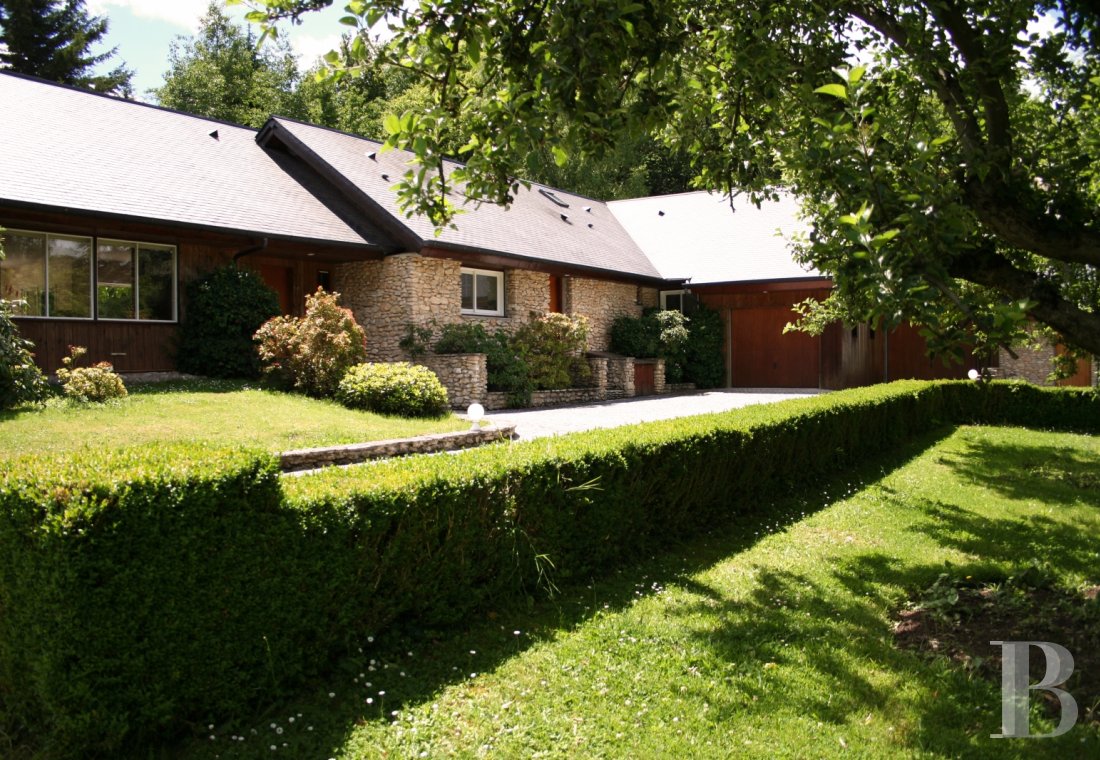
[0,72,387,249]
[608,191,824,285]
[260,117,664,280]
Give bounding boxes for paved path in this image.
[482,388,821,440]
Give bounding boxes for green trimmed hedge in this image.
[0,381,1096,754]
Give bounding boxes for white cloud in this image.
[88,0,212,30]
[291,32,343,68]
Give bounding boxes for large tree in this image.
[246,0,1100,359]
[0,0,132,94]
[155,2,306,127]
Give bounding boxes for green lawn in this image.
[0,379,466,457]
[180,425,1100,758]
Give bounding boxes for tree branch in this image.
[948,247,1100,355]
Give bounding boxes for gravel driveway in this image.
[482,388,821,440]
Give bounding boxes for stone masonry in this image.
[568,277,648,351]
[414,353,487,408]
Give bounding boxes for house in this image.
[1,72,1090,393]
[609,192,1095,388]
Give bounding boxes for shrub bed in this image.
[0,381,1097,754]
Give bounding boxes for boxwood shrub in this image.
[0,380,1097,755]
[338,362,450,417]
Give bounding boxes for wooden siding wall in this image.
[3,208,364,373]
[696,281,990,390]
[696,284,829,389]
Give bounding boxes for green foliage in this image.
[0,0,133,95]
[177,266,281,379]
[398,322,433,357]
[611,308,721,385]
[255,288,367,397]
[55,345,127,403]
[249,0,1100,359]
[1,380,1098,752]
[153,2,305,125]
[609,312,660,359]
[0,298,49,409]
[684,305,724,388]
[337,362,450,417]
[433,321,533,407]
[512,312,590,390]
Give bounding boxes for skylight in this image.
[538,188,570,208]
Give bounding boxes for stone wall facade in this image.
[568,277,646,351]
[334,254,464,362]
[414,353,487,408]
[997,333,1096,387]
[337,253,658,361]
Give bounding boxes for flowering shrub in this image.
[0,298,48,409]
[513,312,590,389]
[337,362,450,417]
[55,345,127,403]
[255,289,367,397]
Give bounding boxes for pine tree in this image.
[0,0,132,95]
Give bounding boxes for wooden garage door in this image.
[730,307,820,388]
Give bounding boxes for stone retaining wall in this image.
[414,353,487,408]
[606,355,635,397]
[280,424,515,472]
[484,388,606,411]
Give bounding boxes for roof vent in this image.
[381,173,390,181]
[583,206,592,213]
[658,210,665,216]
[539,188,570,208]
[366,150,377,160]
[587,223,593,228]
[208,129,219,140]
[560,213,570,222]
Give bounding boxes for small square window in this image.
[460,267,504,316]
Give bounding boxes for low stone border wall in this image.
[414,353,487,408]
[280,424,515,472]
[666,382,697,393]
[483,387,606,410]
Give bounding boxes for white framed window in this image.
[461,267,504,317]
[0,229,93,318]
[0,227,176,322]
[660,289,687,312]
[96,239,177,322]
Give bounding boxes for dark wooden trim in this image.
[419,244,676,287]
[0,201,384,257]
[688,277,833,294]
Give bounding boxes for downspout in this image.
[233,238,269,267]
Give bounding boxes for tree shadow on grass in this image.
[931,432,1100,508]
[170,431,958,759]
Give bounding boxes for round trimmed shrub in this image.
[337,362,450,417]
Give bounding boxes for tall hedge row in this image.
[0,381,1096,754]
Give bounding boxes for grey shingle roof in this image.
[607,191,824,285]
[263,117,664,280]
[0,73,383,248]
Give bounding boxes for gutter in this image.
[233,237,268,266]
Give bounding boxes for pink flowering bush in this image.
[254,289,367,397]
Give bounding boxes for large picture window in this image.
[97,239,176,321]
[0,230,92,318]
[460,267,504,317]
[0,228,175,321]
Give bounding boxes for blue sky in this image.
[87,1,351,99]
